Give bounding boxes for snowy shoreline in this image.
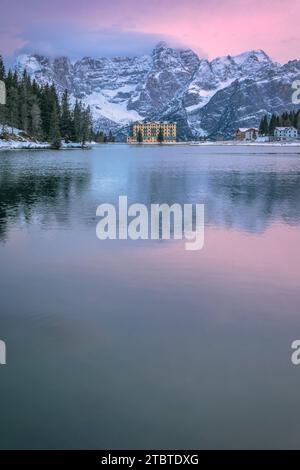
[126,141,300,149]
[2,137,300,152]
[189,141,300,147]
[0,127,94,151]
[0,139,92,151]
[0,139,50,151]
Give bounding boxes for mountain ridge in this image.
[15,43,300,140]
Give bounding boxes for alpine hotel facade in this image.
[128,122,177,143]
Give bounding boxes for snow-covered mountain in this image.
[15,42,300,140]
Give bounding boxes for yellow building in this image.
[127,121,177,143]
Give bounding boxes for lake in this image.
[1,144,300,449]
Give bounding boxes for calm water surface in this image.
[1,144,300,449]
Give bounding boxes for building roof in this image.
[133,121,176,125]
[236,127,259,132]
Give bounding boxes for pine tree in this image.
[258,118,263,135]
[31,101,42,139]
[60,89,73,142]
[269,114,277,136]
[137,129,143,143]
[264,116,269,135]
[49,101,61,149]
[7,86,19,133]
[94,130,105,143]
[296,112,300,133]
[73,100,83,143]
[282,112,291,126]
[20,99,29,133]
[81,106,92,147]
[259,115,269,136]
[19,70,33,133]
[157,127,164,143]
[39,84,52,139]
[0,55,5,131]
[108,129,115,142]
[0,55,5,81]
[0,105,5,132]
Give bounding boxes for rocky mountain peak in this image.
[14,44,300,140]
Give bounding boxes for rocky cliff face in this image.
[15,42,300,140]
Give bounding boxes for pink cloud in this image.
[1,0,299,62]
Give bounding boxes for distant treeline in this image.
[93,130,115,143]
[259,110,300,135]
[0,54,116,148]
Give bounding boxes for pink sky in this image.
[0,0,299,62]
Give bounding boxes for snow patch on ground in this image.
[0,139,92,150]
[0,129,91,150]
[0,139,50,150]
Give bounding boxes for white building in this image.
[274,127,298,141]
[245,128,259,141]
[235,128,259,141]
